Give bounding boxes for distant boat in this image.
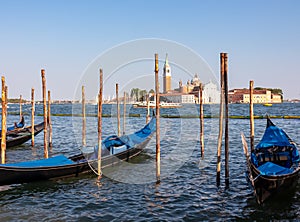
[0,104,9,108]
[133,101,182,108]
[241,117,300,204]
[263,103,272,107]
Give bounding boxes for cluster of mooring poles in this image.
[1,52,235,187]
[82,69,128,180]
[0,70,53,164]
[41,69,53,158]
[216,52,230,188]
[86,54,161,183]
[80,53,231,186]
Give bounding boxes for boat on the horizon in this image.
[133,101,182,108]
[263,103,273,107]
[241,117,300,204]
[0,116,156,186]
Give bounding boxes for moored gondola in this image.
[0,115,25,134]
[241,117,300,204]
[4,122,44,148]
[0,117,156,186]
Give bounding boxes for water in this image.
[0,103,299,221]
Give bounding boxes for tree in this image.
[139,90,148,101]
[149,89,155,94]
[130,88,140,102]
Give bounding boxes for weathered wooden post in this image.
[155,53,161,184]
[41,69,48,158]
[1,76,7,164]
[249,80,254,152]
[19,95,22,119]
[82,86,86,147]
[31,88,35,147]
[199,83,204,157]
[97,68,103,180]
[224,53,229,188]
[146,94,150,123]
[5,86,8,118]
[116,83,120,136]
[216,53,225,187]
[48,90,52,148]
[123,91,126,135]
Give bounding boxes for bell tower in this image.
[163,54,171,93]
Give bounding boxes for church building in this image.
[163,54,171,93]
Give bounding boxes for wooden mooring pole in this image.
[5,86,8,119]
[146,94,150,124]
[249,80,254,152]
[19,95,22,119]
[31,88,35,147]
[97,68,103,179]
[216,53,225,187]
[1,76,7,164]
[82,86,86,147]
[155,53,161,184]
[199,83,204,157]
[41,69,48,158]
[123,91,126,135]
[116,83,120,137]
[224,53,229,188]
[48,90,52,148]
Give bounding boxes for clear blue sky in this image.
[1,0,299,100]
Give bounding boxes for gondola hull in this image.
[0,154,89,186]
[0,139,149,186]
[246,158,300,204]
[0,118,155,186]
[242,117,300,204]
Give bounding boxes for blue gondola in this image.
[242,117,300,204]
[0,116,156,185]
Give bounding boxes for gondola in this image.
[84,116,156,174]
[4,122,44,148]
[241,117,300,204]
[0,117,156,186]
[0,115,25,134]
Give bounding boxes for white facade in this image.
[203,81,220,104]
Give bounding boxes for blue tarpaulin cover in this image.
[103,117,156,149]
[1,116,25,133]
[256,125,295,149]
[1,155,74,168]
[257,162,293,176]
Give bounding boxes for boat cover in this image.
[103,117,156,149]
[1,155,74,168]
[256,120,295,149]
[257,162,293,176]
[1,116,25,133]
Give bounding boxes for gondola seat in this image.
[257,162,293,176]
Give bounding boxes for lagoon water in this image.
[0,103,299,221]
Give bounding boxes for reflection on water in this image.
[0,103,299,220]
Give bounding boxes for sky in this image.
[0,0,300,101]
